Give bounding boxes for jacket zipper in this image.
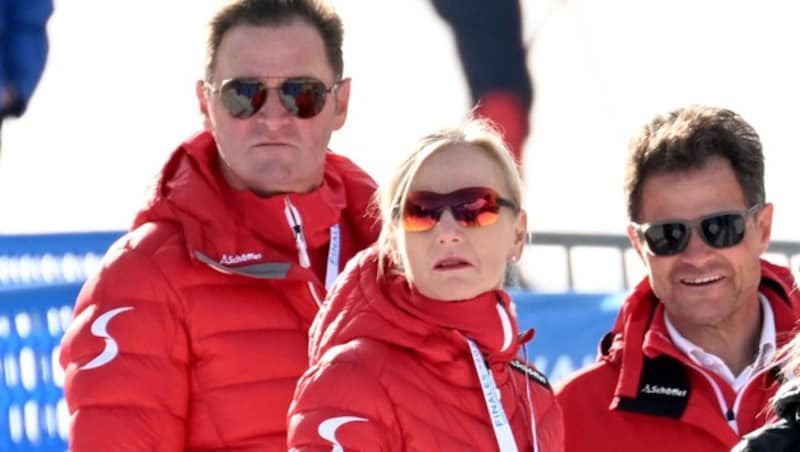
[731,365,775,425]
[687,363,738,433]
[688,362,778,435]
[284,197,322,307]
[284,197,311,268]
[654,330,778,435]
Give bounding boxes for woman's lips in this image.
[434,257,472,270]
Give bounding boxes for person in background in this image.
[0,0,53,156]
[431,0,533,165]
[555,105,800,451]
[58,0,378,450]
[287,118,563,451]
[733,332,800,451]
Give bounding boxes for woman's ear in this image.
[510,210,527,262]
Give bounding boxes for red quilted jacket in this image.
[58,131,379,451]
[287,247,564,451]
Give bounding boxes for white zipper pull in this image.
[284,197,311,268]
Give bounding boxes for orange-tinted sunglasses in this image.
[398,186,518,232]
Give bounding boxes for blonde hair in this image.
[779,332,800,380]
[373,116,523,276]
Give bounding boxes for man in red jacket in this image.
[58,1,379,450]
[555,105,800,452]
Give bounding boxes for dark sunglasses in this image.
[396,186,518,232]
[631,204,762,256]
[207,77,341,119]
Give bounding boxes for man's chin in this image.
[250,172,323,195]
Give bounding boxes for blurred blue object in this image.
[0,231,123,290]
[0,232,121,450]
[511,290,623,384]
[0,284,78,451]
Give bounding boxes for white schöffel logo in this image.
[641,384,687,397]
[220,252,263,265]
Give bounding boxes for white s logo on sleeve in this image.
[80,306,134,370]
[318,416,367,452]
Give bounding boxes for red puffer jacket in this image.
[58,131,379,451]
[555,260,800,452]
[287,247,564,451]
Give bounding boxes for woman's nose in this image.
[435,209,464,244]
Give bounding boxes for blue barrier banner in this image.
[0,284,78,452]
[511,290,623,384]
[0,232,123,290]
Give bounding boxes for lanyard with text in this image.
[467,338,519,452]
[325,224,340,290]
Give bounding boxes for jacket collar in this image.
[605,260,800,391]
[309,248,523,379]
[132,131,377,281]
[384,271,520,362]
[603,260,800,429]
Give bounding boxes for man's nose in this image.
[679,226,715,263]
[255,88,291,120]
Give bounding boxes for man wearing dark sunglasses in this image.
[59,1,379,451]
[556,105,800,452]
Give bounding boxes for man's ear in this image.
[196,80,212,131]
[755,202,774,255]
[626,224,644,260]
[332,78,350,131]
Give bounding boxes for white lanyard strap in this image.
[325,224,340,290]
[467,338,519,452]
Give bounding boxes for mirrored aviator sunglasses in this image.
[212,77,339,119]
[632,204,762,256]
[398,186,519,232]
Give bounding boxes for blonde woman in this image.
[287,118,563,451]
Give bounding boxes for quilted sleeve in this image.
[287,345,401,452]
[58,242,190,451]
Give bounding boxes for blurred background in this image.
[3,0,800,237]
[1,1,800,449]
[3,0,800,290]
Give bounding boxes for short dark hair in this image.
[204,0,344,81]
[625,105,765,222]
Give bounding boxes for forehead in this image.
[638,156,748,221]
[411,143,508,193]
[213,20,334,82]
